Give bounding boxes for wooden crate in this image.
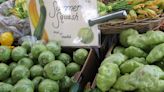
[62,47,99,92]
[84,35,118,90]
[99,16,164,34]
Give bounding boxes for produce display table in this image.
[0,0,164,92]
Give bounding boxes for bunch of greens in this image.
[10,0,28,19]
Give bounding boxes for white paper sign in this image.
[28,0,100,46]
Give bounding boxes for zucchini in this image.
[34,0,46,40]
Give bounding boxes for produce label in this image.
[28,0,100,46]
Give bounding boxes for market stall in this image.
[0,0,163,92]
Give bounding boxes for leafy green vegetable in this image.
[98,1,108,16]
[108,0,133,12]
[10,0,28,19]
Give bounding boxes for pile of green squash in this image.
[95,29,164,92]
[0,41,88,92]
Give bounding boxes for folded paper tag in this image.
[28,0,100,46]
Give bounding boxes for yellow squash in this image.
[0,32,14,46]
[29,0,48,42]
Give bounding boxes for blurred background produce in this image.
[10,0,28,19]
[98,0,164,22]
[0,0,30,45]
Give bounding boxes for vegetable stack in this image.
[98,0,164,22]
[95,29,164,92]
[0,40,89,92]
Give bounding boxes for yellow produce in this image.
[144,8,158,18]
[101,0,164,23]
[157,9,163,14]
[133,4,145,10]
[126,15,133,22]
[144,1,159,6]
[99,0,163,22]
[28,0,48,42]
[129,10,138,20]
[137,15,146,19]
[10,0,28,19]
[153,0,161,5]
[128,0,146,5]
[137,9,148,16]
[146,5,159,13]
[0,32,14,46]
[159,0,164,9]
